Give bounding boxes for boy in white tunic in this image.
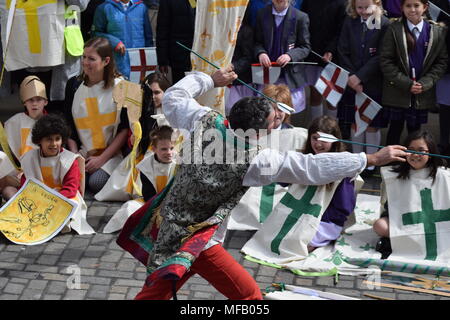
[2,76,48,200]
[4,76,47,161]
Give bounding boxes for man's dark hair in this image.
[32,114,71,145]
[227,97,273,132]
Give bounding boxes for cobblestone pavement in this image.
[0,94,447,301]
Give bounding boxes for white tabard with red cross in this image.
[241,181,340,265]
[382,166,450,263]
[72,78,123,175]
[0,0,65,71]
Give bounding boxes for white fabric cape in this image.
[94,152,142,202]
[101,152,176,233]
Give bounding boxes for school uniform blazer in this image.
[254,5,311,89]
[380,18,448,109]
[337,15,390,97]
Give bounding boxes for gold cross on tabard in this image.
[7,0,58,54]
[20,128,33,157]
[41,166,61,189]
[74,97,117,150]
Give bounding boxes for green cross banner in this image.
[241,181,340,264]
[382,166,450,263]
[228,128,308,231]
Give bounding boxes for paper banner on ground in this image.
[0,178,77,245]
[191,0,248,115]
[128,47,157,84]
[241,181,340,265]
[354,92,382,137]
[314,63,348,107]
[251,63,281,85]
[244,192,450,277]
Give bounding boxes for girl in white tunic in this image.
[64,37,129,194]
[373,130,446,258]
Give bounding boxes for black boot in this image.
[375,237,392,259]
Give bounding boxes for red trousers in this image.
[134,244,262,300]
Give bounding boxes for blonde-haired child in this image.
[337,0,390,176]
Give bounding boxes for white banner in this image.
[191,0,248,115]
[242,181,340,264]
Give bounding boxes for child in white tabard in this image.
[3,114,95,235]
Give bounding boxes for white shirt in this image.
[407,19,424,39]
[121,0,133,10]
[272,6,289,27]
[243,149,367,186]
[162,71,212,133]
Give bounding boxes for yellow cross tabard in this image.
[41,166,61,190]
[7,0,58,54]
[20,128,33,157]
[74,97,117,150]
[155,175,168,193]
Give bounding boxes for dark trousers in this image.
[386,119,421,146]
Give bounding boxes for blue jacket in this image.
[93,0,153,78]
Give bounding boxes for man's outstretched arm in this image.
[243,145,407,186]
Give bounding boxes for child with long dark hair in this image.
[373,130,446,258]
[380,0,448,146]
[303,115,356,252]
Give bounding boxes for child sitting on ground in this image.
[3,114,95,235]
[373,130,446,259]
[138,125,177,202]
[4,75,48,161]
[303,115,357,252]
[1,76,49,200]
